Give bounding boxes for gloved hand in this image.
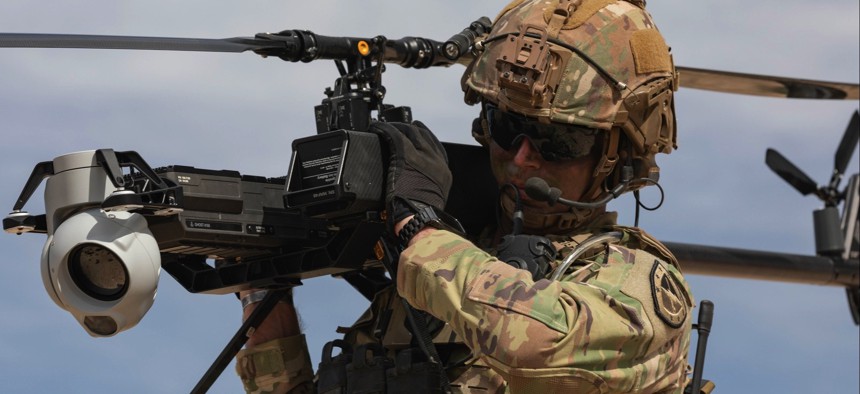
[369,120,452,224]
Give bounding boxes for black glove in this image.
[370,120,452,224]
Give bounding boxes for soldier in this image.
[236,0,693,393]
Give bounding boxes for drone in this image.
[0,3,857,393]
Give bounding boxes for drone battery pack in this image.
[143,166,321,259]
[284,129,384,218]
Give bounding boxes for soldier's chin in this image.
[521,202,568,215]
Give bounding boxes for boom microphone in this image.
[524,177,562,205]
[524,177,626,209]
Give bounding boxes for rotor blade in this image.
[0,33,280,53]
[677,66,859,100]
[835,110,860,176]
[766,148,818,196]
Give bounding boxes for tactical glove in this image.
[370,120,452,224]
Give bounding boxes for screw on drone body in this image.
[520,77,529,83]
[373,86,387,100]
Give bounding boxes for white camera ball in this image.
[41,208,161,337]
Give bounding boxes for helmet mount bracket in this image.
[496,24,554,109]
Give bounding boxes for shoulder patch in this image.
[650,261,687,328]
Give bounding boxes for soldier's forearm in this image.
[240,290,302,348]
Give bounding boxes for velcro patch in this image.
[650,261,687,328]
[630,29,672,74]
[542,0,616,30]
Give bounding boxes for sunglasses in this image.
[484,103,597,162]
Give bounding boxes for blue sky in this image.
[0,1,857,393]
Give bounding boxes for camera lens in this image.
[83,316,119,336]
[68,244,129,301]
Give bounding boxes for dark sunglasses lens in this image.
[485,106,520,150]
[485,104,596,161]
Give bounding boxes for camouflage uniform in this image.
[397,213,693,393]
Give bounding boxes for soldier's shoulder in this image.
[610,225,680,269]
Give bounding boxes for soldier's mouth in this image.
[507,184,541,206]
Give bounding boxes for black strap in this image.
[400,298,454,394]
[378,237,453,393]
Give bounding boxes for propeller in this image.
[678,66,859,100]
[831,111,860,189]
[2,32,858,99]
[765,149,818,196]
[0,33,272,53]
[767,110,860,205]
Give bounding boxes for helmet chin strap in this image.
[499,192,602,235]
[583,127,621,201]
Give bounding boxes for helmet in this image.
[463,0,677,201]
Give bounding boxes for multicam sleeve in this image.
[396,230,574,368]
[396,230,692,392]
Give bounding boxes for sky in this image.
[0,1,858,393]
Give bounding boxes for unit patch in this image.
[650,261,687,328]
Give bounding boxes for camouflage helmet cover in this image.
[464,0,678,193]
